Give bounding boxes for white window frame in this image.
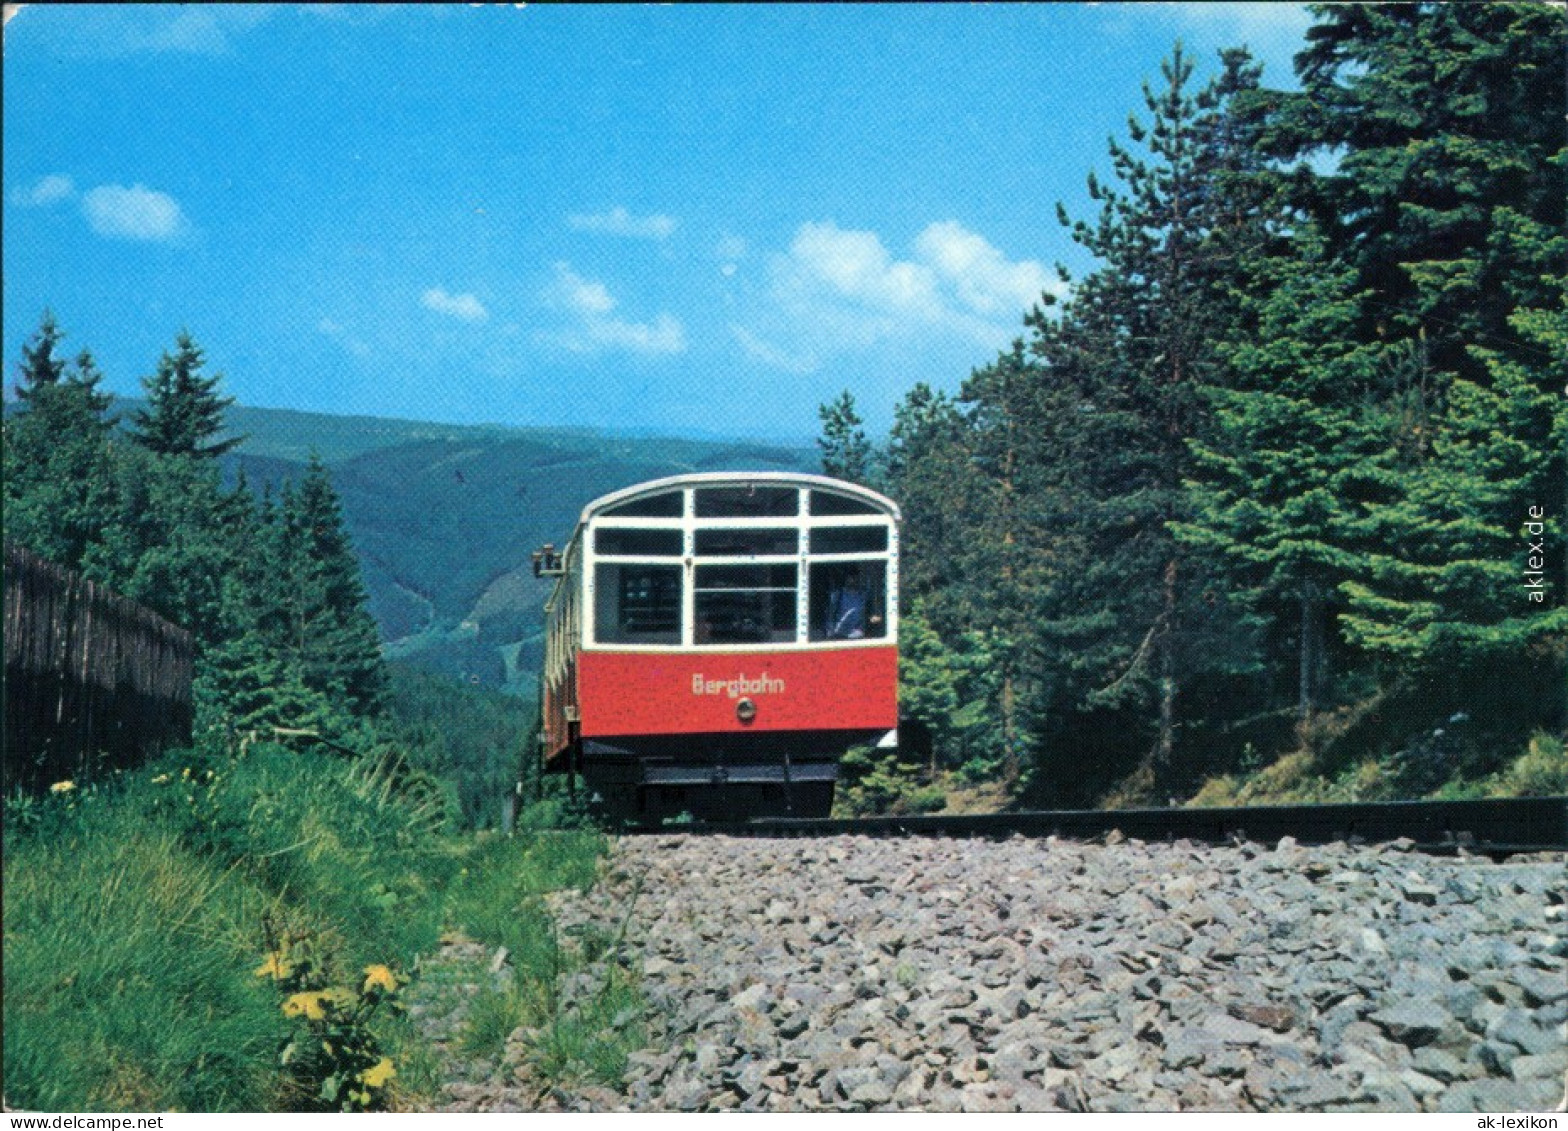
[581,483,899,651]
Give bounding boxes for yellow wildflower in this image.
[282,991,331,1020]
[254,951,294,981]
[360,1057,396,1089]
[50,780,76,794]
[362,964,399,993]
[151,773,171,785]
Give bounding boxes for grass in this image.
[2,745,635,1112]
[3,780,287,1111]
[1183,730,1568,807]
[439,829,645,1088]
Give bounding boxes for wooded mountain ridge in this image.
[195,399,815,696]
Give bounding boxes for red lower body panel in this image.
[577,645,897,738]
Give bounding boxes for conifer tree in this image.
[1007,45,1276,797]
[816,390,875,486]
[884,382,981,608]
[1339,276,1568,669]
[1175,229,1390,721]
[957,341,1058,784]
[95,445,234,644]
[3,316,119,568]
[14,309,68,399]
[278,456,388,719]
[1273,3,1567,691]
[131,332,244,458]
[1281,2,1566,387]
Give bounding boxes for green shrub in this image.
[1488,732,1568,797]
[834,745,947,816]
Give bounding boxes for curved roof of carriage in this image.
[579,471,901,526]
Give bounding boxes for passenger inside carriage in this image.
[825,586,866,638]
[811,560,886,641]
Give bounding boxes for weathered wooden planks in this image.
[3,542,194,792]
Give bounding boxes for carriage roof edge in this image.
[576,471,901,527]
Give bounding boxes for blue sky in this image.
[4,4,1312,442]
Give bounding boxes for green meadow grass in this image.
[2,747,634,1112]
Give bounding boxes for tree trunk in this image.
[1298,593,1313,725]
[1298,590,1325,725]
[1156,557,1177,766]
[1001,669,1019,786]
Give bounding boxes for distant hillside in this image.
[194,402,818,696]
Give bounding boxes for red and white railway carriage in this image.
[536,472,900,820]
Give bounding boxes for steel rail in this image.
[631,796,1568,856]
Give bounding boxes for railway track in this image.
[639,796,1568,856]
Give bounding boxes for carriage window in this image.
[595,563,681,644]
[809,560,887,641]
[695,564,797,644]
[809,490,880,516]
[695,486,798,518]
[695,528,798,557]
[809,526,888,555]
[595,528,683,556]
[602,490,684,518]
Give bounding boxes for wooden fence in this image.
[4,543,194,792]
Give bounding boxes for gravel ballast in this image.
[446,832,1567,1113]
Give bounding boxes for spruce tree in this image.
[957,341,1058,785]
[816,390,875,486]
[1281,2,1566,386]
[95,445,234,644]
[3,316,119,568]
[279,456,388,719]
[131,332,244,458]
[1175,229,1391,722]
[14,309,68,399]
[1339,275,1568,668]
[884,381,980,608]
[1275,3,1567,691]
[1009,45,1277,798]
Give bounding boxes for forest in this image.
[1,317,539,825]
[820,4,1567,811]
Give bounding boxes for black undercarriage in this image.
[569,728,886,824]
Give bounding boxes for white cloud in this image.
[750,219,1055,367]
[552,268,615,316]
[539,262,685,355]
[782,222,948,329]
[81,183,190,242]
[1159,3,1313,87]
[1168,1,1313,44]
[10,6,274,58]
[138,8,239,54]
[732,325,816,375]
[567,206,677,240]
[317,318,372,359]
[12,174,75,207]
[421,288,489,323]
[914,221,1056,318]
[717,234,747,277]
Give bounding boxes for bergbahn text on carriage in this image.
[534,472,900,821]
